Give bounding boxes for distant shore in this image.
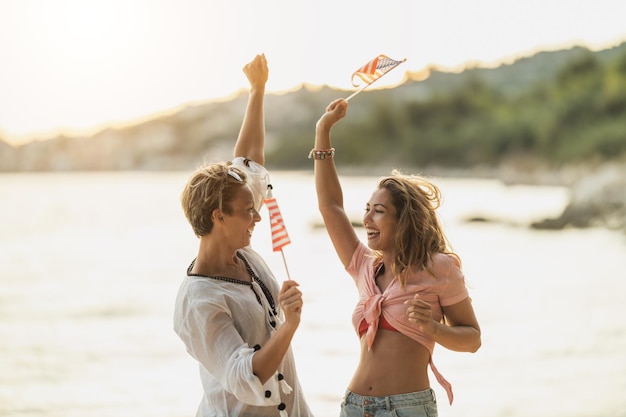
[456,162,625,234]
[333,160,626,234]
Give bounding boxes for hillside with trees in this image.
[267,44,626,174]
[1,42,624,176]
[1,42,625,232]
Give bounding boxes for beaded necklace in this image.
[186,251,278,327]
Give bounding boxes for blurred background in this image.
[1,1,625,416]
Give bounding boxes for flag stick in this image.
[280,249,292,280]
[345,58,407,101]
[345,83,369,101]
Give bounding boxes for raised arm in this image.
[233,53,268,165]
[313,99,360,267]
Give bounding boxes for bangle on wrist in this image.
[308,148,335,160]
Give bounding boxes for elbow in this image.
[469,339,481,353]
[453,326,481,353]
[468,329,482,353]
[254,371,271,385]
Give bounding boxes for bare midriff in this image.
[348,329,431,396]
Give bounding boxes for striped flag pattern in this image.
[264,196,291,252]
[351,54,406,87]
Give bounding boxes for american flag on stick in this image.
[346,54,406,101]
[264,187,292,279]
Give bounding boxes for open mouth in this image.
[366,228,380,239]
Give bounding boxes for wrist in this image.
[249,85,266,94]
[280,318,300,334]
[308,148,335,160]
[426,320,441,338]
[315,120,333,133]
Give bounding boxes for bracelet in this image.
[308,148,335,160]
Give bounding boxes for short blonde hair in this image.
[180,162,247,237]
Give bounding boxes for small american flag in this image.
[264,196,291,252]
[351,54,406,87]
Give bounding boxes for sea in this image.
[1,171,625,417]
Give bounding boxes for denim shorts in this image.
[339,388,438,417]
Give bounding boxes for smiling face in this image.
[363,188,398,252]
[221,184,262,249]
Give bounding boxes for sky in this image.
[1,0,625,145]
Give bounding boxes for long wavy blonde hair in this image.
[373,170,459,286]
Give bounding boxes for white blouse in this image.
[173,160,313,417]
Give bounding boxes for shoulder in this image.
[347,241,376,275]
[174,277,231,322]
[430,252,462,278]
[431,253,468,304]
[182,275,224,299]
[349,241,374,264]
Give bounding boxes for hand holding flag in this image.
[346,54,406,101]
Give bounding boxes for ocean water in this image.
[0,171,625,417]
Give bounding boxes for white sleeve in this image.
[181,298,282,406]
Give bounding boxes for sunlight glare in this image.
[1,0,625,145]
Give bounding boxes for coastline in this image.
[333,160,626,234]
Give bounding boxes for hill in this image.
[1,42,625,180]
[1,42,625,234]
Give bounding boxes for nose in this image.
[253,208,262,223]
[363,210,373,224]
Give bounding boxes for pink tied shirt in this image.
[347,242,469,405]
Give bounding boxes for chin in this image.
[366,241,380,250]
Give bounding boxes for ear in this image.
[212,208,224,223]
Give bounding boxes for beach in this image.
[1,171,624,417]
